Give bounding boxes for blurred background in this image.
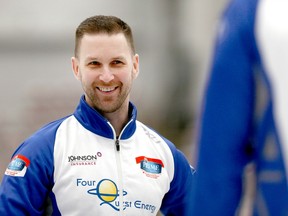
[0,0,228,179]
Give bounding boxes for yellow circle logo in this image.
[88,178,127,211]
[98,179,118,202]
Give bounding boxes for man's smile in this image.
[97,86,118,93]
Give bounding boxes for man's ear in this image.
[132,54,139,79]
[71,57,80,80]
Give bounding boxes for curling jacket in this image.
[0,96,194,216]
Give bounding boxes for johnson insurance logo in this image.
[68,152,102,166]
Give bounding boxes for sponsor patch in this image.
[78,178,157,213]
[5,155,30,177]
[67,152,102,166]
[135,156,164,179]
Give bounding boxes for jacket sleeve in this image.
[160,138,195,216]
[0,124,56,215]
[191,0,258,215]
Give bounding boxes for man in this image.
[191,0,288,215]
[0,15,194,215]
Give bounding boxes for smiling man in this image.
[0,15,195,216]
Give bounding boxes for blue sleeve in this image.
[160,138,195,216]
[0,121,60,215]
[191,0,259,215]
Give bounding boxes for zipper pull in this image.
[115,139,120,151]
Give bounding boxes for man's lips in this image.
[97,86,118,93]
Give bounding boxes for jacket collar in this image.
[73,95,137,139]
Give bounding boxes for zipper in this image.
[115,138,124,215]
[107,118,134,215]
[115,139,120,151]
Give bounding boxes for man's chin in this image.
[94,104,119,114]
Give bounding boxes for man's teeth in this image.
[99,87,115,92]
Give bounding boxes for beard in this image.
[82,80,132,114]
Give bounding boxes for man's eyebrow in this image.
[83,55,127,63]
[112,56,126,61]
[85,56,99,61]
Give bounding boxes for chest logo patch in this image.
[82,178,157,213]
[135,156,164,179]
[5,154,30,177]
[87,179,126,211]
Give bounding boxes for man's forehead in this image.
[81,32,127,43]
[79,33,133,56]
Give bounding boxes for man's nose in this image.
[99,67,114,83]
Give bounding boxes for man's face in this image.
[72,33,139,114]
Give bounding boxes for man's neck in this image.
[103,105,130,137]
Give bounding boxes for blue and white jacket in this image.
[0,96,194,216]
[191,0,288,215]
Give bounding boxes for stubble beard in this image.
[84,82,132,114]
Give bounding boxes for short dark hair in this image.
[74,15,135,57]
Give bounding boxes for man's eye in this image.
[112,60,123,65]
[89,61,100,66]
